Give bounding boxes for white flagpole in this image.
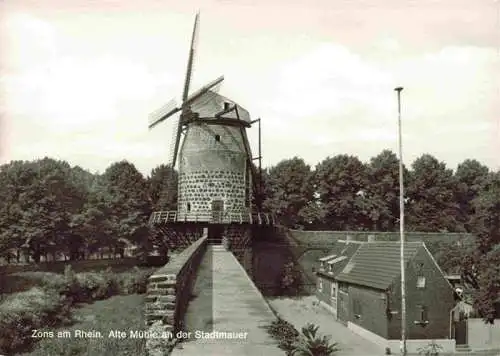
[395,86,407,356]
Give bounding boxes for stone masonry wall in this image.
[144,234,208,355]
[177,122,251,219]
[222,225,253,279]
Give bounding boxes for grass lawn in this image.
[19,294,147,356]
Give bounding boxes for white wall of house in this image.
[347,322,456,354]
[468,318,500,350]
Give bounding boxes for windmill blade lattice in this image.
[148,98,179,129]
[167,116,181,166]
[182,11,200,102]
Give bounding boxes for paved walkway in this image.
[269,296,386,356]
[173,245,281,356]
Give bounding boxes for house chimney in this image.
[368,235,376,243]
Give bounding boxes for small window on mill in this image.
[187,202,191,212]
[215,134,221,142]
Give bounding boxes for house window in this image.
[318,278,323,292]
[339,283,348,293]
[215,134,221,142]
[417,276,426,289]
[187,202,191,212]
[331,283,337,309]
[414,305,429,326]
[353,300,362,319]
[224,102,231,110]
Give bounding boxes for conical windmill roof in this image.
[190,90,251,123]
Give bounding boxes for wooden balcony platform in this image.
[148,211,275,226]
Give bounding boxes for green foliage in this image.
[454,159,489,231]
[0,158,88,262]
[406,154,461,232]
[0,287,73,354]
[149,164,178,211]
[364,150,409,231]
[467,171,500,323]
[265,317,300,355]
[417,340,443,356]
[21,294,147,356]
[264,157,315,228]
[0,157,182,264]
[314,155,368,230]
[291,323,340,356]
[266,320,340,356]
[279,261,301,296]
[0,267,154,354]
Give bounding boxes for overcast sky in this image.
[1,0,499,176]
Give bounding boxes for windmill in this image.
[148,12,265,224]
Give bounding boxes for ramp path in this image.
[173,245,281,355]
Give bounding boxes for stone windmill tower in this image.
[148,13,274,248]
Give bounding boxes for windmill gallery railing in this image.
[148,211,275,226]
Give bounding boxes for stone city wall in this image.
[144,234,208,355]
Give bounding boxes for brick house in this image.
[316,240,459,354]
[315,239,363,319]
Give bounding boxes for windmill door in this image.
[211,200,224,223]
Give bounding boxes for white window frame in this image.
[318,278,323,292]
[417,276,426,289]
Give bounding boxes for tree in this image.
[100,160,152,248]
[465,171,500,324]
[314,155,368,230]
[264,157,314,229]
[363,149,410,231]
[406,154,461,232]
[148,164,178,211]
[0,158,87,262]
[454,159,489,232]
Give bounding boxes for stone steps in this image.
[456,344,472,352]
[210,245,225,252]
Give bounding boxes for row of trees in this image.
[0,151,498,322]
[262,150,491,233]
[0,158,177,263]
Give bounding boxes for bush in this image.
[291,323,340,356]
[417,341,443,356]
[279,261,301,296]
[266,317,300,355]
[0,287,72,354]
[0,265,154,354]
[116,267,152,294]
[76,268,120,301]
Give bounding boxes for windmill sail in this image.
[148,98,179,129]
[167,116,181,166]
[183,11,199,102]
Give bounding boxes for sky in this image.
[1,0,499,177]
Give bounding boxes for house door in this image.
[211,200,224,223]
[454,319,468,345]
[337,291,349,325]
